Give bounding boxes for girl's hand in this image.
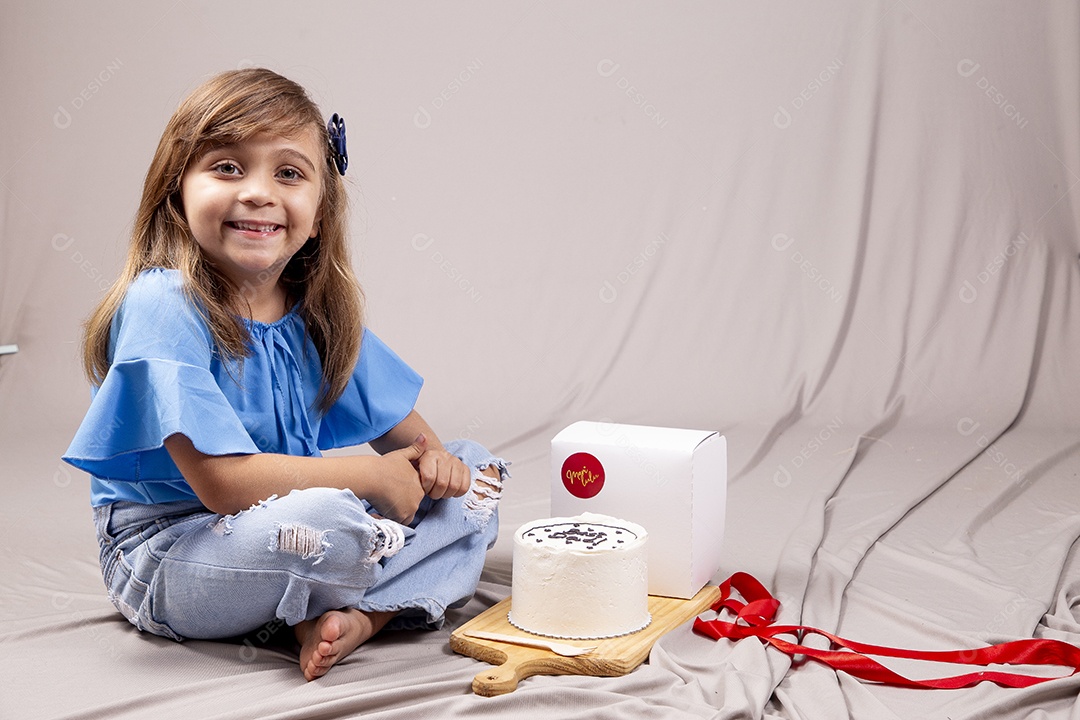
[416,439,472,500]
[368,436,428,524]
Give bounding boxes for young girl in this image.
[62,68,508,681]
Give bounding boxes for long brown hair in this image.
[82,68,363,413]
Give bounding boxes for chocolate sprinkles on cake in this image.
[522,522,638,550]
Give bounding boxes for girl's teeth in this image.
[232,222,278,232]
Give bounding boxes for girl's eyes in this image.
[213,162,240,175]
[210,162,304,182]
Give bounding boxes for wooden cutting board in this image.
[450,585,720,696]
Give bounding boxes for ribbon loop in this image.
[694,573,1080,689]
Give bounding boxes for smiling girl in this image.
[63,68,508,681]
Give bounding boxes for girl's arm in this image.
[368,409,442,454]
[164,432,429,522]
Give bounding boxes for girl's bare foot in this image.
[295,608,396,681]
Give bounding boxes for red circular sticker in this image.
[561,452,605,499]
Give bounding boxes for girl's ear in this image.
[310,210,321,239]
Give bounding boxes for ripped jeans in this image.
[92,439,508,641]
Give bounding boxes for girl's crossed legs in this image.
[94,439,507,680]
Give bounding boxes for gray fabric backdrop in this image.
[2,2,1079,718]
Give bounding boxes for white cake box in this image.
[550,420,727,599]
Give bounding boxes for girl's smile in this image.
[226,220,285,236]
[181,130,323,296]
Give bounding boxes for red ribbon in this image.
[693,572,1080,689]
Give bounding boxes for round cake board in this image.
[449,585,721,696]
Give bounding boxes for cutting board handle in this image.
[472,660,523,696]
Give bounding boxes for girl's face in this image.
[180,129,324,291]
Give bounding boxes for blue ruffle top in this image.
[63,268,423,507]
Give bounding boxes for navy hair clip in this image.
[327,113,348,175]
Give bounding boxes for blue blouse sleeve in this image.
[62,269,259,481]
[316,328,424,450]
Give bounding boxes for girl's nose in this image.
[236,173,276,205]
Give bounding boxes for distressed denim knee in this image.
[355,439,510,628]
[157,487,413,636]
[443,438,510,527]
[206,487,401,568]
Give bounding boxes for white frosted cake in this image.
[508,512,651,639]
